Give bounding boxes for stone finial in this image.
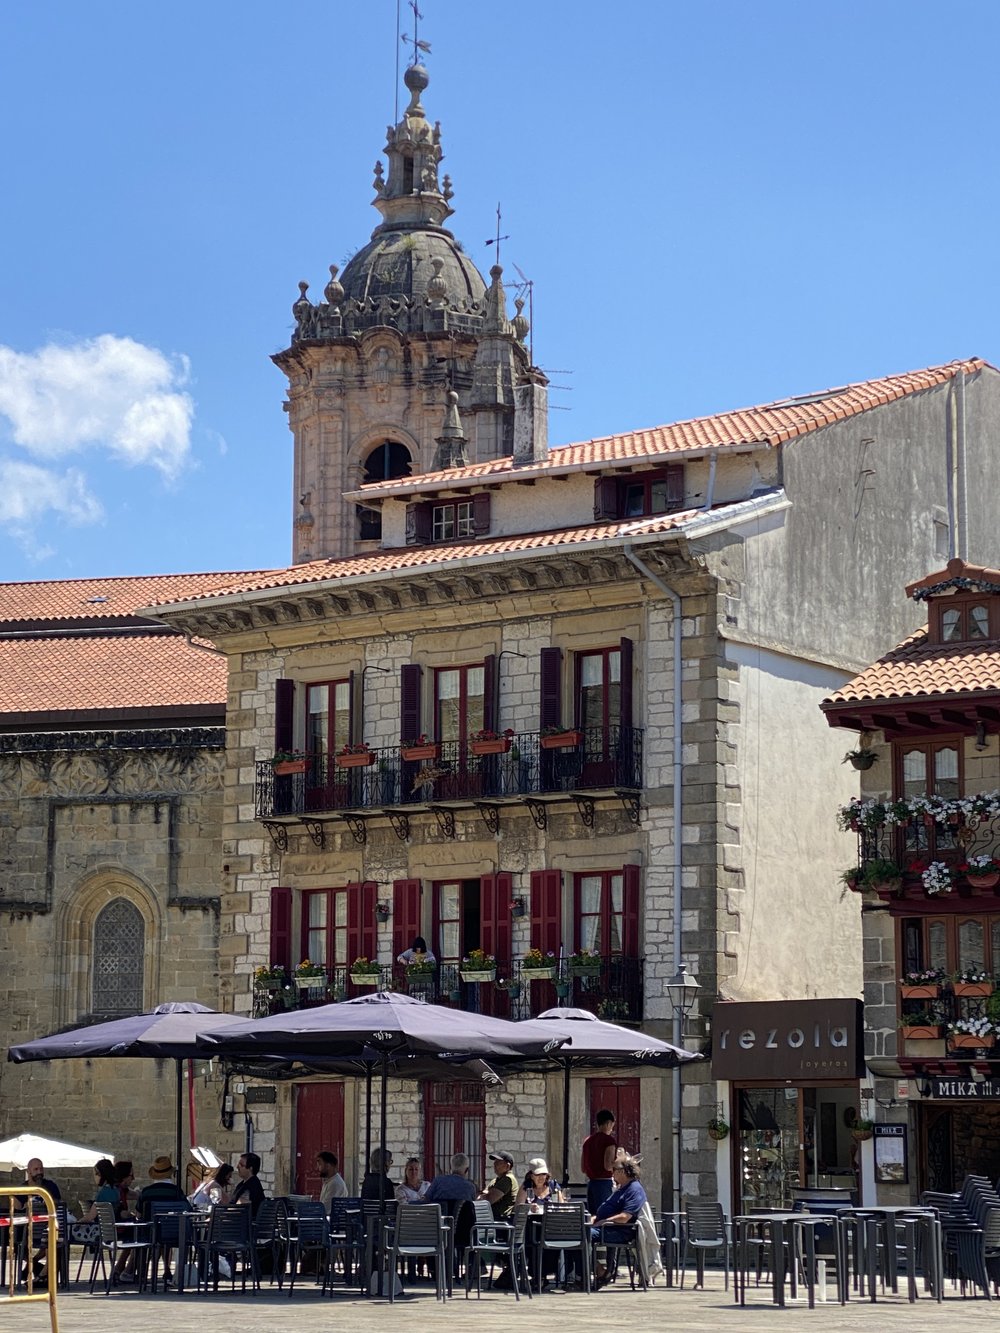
[324,264,344,308]
[442,173,453,202]
[426,255,448,309]
[483,264,510,333]
[513,296,529,345]
[292,281,312,339]
[373,161,385,193]
[433,389,469,469]
[404,62,429,114]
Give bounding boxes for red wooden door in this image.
[295,1082,345,1197]
[587,1077,641,1156]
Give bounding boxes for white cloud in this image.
[0,459,103,558]
[0,334,193,478]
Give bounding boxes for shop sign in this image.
[712,998,863,1081]
[931,1076,1000,1099]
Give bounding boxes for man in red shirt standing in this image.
[581,1108,617,1213]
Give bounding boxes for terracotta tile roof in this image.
[353,358,990,498]
[144,507,713,607]
[823,629,1000,710]
[0,571,262,630]
[0,633,227,717]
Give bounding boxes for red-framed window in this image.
[298,882,377,974]
[897,739,962,861]
[574,867,640,956]
[593,467,684,521]
[577,647,621,731]
[904,912,1000,977]
[435,663,485,742]
[306,679,352,779]
[423,1081,486,1185]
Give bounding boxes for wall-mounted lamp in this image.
[363,664,392,676]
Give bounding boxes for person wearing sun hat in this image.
[139,1156,185,1286]
[481,1150,516,1222]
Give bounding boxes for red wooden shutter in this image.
[269,886,293,973]
[480,873,513,965]
[400,663,422,742]
[482,653,498,733]
[392,878,423,956]
[593,476,620,521]
[405,502,432,544]
[622,864,641,955]
[665,464,684,508]
[347,880,378,962]
[619,636,634,728]
[274,679,295,752]
[472,492,491,534]
[539,648,562,730]
[530,870,562,955]
[348,669,360,744]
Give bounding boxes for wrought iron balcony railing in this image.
[252,955,643,1024]
[255,725,643,820]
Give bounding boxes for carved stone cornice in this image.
[0,727,225,756]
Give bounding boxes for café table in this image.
[733,1211,846,1309]
[839,1206,943,1303]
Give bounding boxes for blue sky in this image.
[2,1,999,582]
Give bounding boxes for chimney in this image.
[513,369,549,465]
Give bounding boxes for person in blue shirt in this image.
[424,1153,476,1204]
[589,1155,647,1287]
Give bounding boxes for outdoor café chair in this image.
[681,1200,730,1290]
[286,1201,333,1295]
[193,1204,258,1293]
[253,1198,288,1288]
[595,1217,649,1291]
[464,1200,531,1300]
[384,1202,448,1303]
[328,1196,363,1285]
[147,1198,191,1291]
[88,1202,152,1295]
[536,1201,591,1293]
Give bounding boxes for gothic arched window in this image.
[92,898,145,1016]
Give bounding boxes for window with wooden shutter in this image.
[274,679,295,753]
[539,647,562,730]
[400,663,423,743]
[472,492,491,534]
[269,886,294,973]
[593,477,620,521]
[405,502,432,545]
[481,654,498,734]
[392,879,423,957]
[480,873,513,966]
[530,869,562,956]
[619,637,634,729]
[622,865,641,955]
[346,880,378,963]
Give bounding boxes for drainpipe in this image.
[622,542,685,1218]
[703,454,717,512]
[956,368,968,561]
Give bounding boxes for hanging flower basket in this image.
[707,1120,730,1142]
[568,957,602,977]
[335,751,375,769]
[851,1126,874,1142]
[294,973,326,990]
[522,966,558,983]
[274,759,309,776]
[401,743,439,762]
[470,737,512,756]
[540,729,583,750]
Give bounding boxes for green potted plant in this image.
[540,724,584,750]
[293,958,326,989]
[862,857,904,895]
[840,866,862,894]
[271,749,309,776]
[568,947,602,977]
[459,948,496,982]
[335,740,375,768]
[521,947,558,982]
[253,963,286,993]
[842,747,878,771]
[851,1118,875,1142]
[707,1116,729,1141]
[898,1010,944,1040]
[349,956,382,986]
[469,727,515,756]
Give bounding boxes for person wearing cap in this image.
[480,1151,515,1222]
[139,1156,185,1287]
[515,1157,564,1211]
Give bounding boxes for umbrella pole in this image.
[562,1060,571,1187]
[175,1059,183,1185]
[378,1053,388,1207]
[365,1067,373,1169]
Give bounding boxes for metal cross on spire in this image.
[401,1,432,67]
[485,202,510,266]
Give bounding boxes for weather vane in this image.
[485,202,510,266]
[401,1,432,66]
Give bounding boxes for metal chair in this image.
[596,1218,649,1290]
[384,1202,448,1302]
[193,1204,258,1292]
[681,1200,730,1290]
[464,1200,531,1300]
[286,1201,333,1295]
[358,1198,396,1295]
[88,1202,152,1294]
[147,1199,191,1291]
[328,1196,363,1285]
[536,1201,591,1292]
[253,1198,288,1288]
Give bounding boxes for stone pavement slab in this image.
[8,1280,998,1333]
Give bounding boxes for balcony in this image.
[255,725,643,823]
[252,954,644,1024]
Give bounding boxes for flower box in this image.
[335,752,375,768]
[967,872,1000,890]
[459,968,496,983]
[900,984,940,1000]
[872,877,903,896]
[522,966,558,982]
[274,759,308,776]
[401,743,440,762]
[568,959,602,976]
[294,973,326,989]
[255,978,284,993]
[900,1024,944,1040]
[470,737,512,756]
[540,730,583,750]
[949,1032,996,1050]
[350,971,381,987]
[953,982,994,997]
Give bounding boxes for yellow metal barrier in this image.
[1,1185,59,1333]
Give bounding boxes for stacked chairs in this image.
[922,1174,1000,1298]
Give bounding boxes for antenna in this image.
[512,261,534,365]
[484,202,509,266]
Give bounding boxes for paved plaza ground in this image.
[8,1278,1000,1333]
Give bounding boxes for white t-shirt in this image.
[320,1173,348,1207]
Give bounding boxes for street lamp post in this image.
[666,963,700,1218]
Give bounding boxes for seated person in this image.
[424,1152,476,1205]
[516,1157,564,1286]
[80,1159,120,1223]
[480,1150,515,1221]
[395,1157,429,1204]
[139,1156,186,1287]
[360,1146,396,1201]
[589,1155,647,1286]
[231,1153,265,1217]
[188,1163,234,1209]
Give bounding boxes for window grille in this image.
[92,898,144,1015]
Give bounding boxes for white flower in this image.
[922,861,953,895]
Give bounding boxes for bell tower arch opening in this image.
[357,439,412,540]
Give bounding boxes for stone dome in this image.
[339,227,486,309]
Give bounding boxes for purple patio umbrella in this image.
[8,1002,250,1179]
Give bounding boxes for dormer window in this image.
[931,595,997,644]
[406,493,491,545]
[593,466,684,522]
[432,501,474,541]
